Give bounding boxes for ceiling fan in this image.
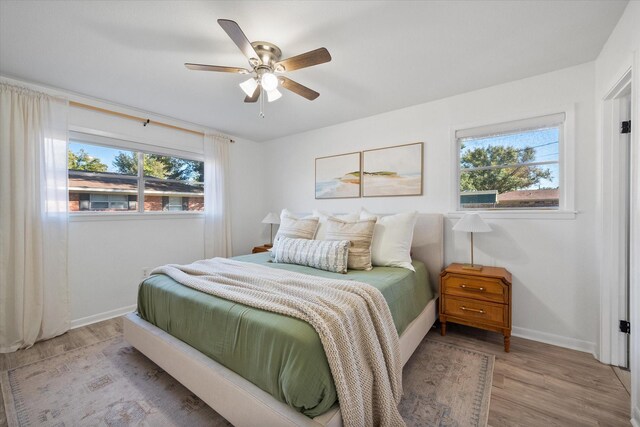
[185,19,331,106]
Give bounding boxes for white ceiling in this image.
[0,1,627,142]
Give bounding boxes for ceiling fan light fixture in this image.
[186,20,331,105]
[261,72,278,91]
[239,77,258,97]
[267,88,282,103]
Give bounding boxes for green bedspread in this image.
[137,252,433,418]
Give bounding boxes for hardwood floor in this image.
[613,366,632,396]
[431,323,631,426]
[0,318,631,426]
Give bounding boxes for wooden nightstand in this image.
[439,263,512,352]
[252,244,272,254]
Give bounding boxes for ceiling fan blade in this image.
[275,48,331,72]
[185,63,250,74]
[217,19,259,62]
[279,77,320,100]
[244,86,261,103]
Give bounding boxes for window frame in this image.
[450,106,576,219]
[68,130,205,219]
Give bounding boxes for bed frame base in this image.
[123,297,437,427]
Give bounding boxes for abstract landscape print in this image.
[315,152,361,199]
[363,142,423,197]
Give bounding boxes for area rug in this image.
[1,335,493,426]
[399,339,494,426]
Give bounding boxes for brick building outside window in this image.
[69,170,204,212]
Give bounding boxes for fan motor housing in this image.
[251,41,282,68]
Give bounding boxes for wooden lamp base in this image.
[463,232,483,271]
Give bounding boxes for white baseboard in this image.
[512,326,596,356]
[70,304,136,329]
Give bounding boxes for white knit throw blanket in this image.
[152,258,405,427]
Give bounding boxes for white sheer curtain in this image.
[0,84,69,352]
[204,134,233,258]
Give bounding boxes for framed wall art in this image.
[362,142,423,197]
[315,152,361,199]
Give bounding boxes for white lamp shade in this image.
[239,78,258,97]
[266,88,282,103]
[262,212,281,225]
[452,213,491,233]
[261,72,278,91]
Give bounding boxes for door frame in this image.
[630,51,640,427]
[599,52,640,426]
[599,68,632,367]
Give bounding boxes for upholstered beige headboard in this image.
[411,213,444,292]
[300,212,444,291]
[363,212,443,290]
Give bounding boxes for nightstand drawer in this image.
[442,274,506,303]
[443,296,506,326]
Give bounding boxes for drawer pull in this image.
[460,284,485,292]
[460,306,485,314]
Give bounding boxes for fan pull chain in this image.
[259,86,265,118]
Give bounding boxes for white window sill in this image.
[69,212,204,222]
[447,210,577,220]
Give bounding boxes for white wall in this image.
[594,2,640,425]
[68,216,205,324]
[263,62,598,353]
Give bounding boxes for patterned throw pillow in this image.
[324,218,377,271]
[273,237,350,274]
[272,210,320,255]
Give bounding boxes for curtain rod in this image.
[69,101,235,143]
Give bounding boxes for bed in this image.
[123,213,443,426]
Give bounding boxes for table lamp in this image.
[452,213,491,270]
[261,212,280,246]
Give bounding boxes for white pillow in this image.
[312,209,360,240]
[360,209,418,271]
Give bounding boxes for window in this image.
[68,141,138,213]
[89,194,129,210]
[68,138,204,214]
[456,113,564,211]
[166,196,184,211]
[142,154,204,212]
